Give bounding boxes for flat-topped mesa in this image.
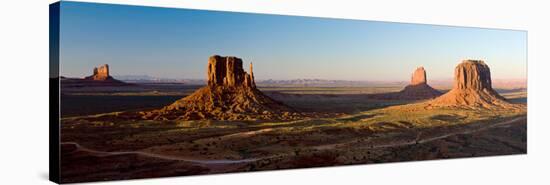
[429,60,513,109]
[411,67,427,85]
[85,64,112,81]
[207,55,255,88]
[453,60,492,91]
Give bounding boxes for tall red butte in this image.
[142,55,295,120]
[429,60,514,108]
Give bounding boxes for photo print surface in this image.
[50,1,527,183]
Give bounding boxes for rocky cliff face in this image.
[411,67,427,85]
[207,55,255,88]
[452,60,492,91]
[143,55,296,121]
[85,64,112,81]
[429,60,512,108]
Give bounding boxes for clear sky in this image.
[59,1,527,81]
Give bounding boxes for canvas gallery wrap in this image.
[49,1,528,183]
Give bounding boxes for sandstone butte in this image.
[85,64,113,81]
[428,60,517,109]
[60,64,127,87]
[396,66,442,100]
[411,66,427,85]
[142,55,297,121]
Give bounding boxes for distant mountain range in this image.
[112,75,526,88]
[112,75,158,81]
[257,79,406,87]
[113,75,206,84]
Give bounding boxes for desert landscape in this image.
[49,2,529,183]
[58,56,527,183]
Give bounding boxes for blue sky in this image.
[59,1,527,81]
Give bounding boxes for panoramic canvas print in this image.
[50,1,527,183]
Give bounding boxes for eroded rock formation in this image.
[453,60,492,91]
[370,66,441,100]
[85,64,112,81]
[142,55,296,121]
[60,64,127,87]
[429,60,512,108]
[207,55,256,88]
[397,66,442,100]
[411,67,427,85]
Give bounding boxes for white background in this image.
[1,0,549,184]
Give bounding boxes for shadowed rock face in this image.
[370,66,441,100]
[398,66,441,100]
[85,64,112,81]
[411,67,427,85]
[369,67,442,100]
[398,83,442,100]
[143,55,295,121]
[429,60,513,109]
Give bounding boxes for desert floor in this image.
[59,84,527,183]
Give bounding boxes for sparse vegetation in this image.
[60,84,527,183]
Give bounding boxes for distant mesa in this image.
[142,55,297,121]
[85,64,113,81]
[61,64,128,87]
[397,67,442,99]
[369,66,442,100]
[429,60,513,108]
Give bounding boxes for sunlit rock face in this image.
[85,64,112,81]
[410,67,427,85]
[207,55,255,89]
[453,60,493,91]
[429,60,513,109]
